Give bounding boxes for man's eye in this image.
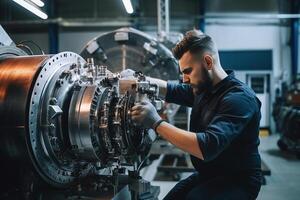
[182,67,193,75]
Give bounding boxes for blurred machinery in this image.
[81,27,178,81]
[0,26,162,199]
[273,82,300,157]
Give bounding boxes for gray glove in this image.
[131,101,161,129]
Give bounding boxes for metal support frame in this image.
[199,0,205,32]
[47,0,58,53]
[0,25,14,46]
[157,0,169,41]
[290,0,300,81]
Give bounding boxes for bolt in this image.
[49,98,57,105]
[60,70,70,78]
[49,123,56,130]
[56,79,62,86]
[70,63,77,69]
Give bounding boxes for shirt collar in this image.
[210,70,235,94]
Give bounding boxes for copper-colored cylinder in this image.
[0,56,48,160]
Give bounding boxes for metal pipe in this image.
[0,56,48,160]
[47,0,58,53]
[290,0,300,82]
[200,13,300,19]
[199,0,205,32]
[157,0,170,40]
[3,13,300,27]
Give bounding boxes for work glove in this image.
[131,101,162,129]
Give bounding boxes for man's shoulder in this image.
[222,77,261,111]
[228,77,257,99]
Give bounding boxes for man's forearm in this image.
[146,77,167,99]
[156,122,204,160]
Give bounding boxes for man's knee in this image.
[163,173,201,200]
[185,177,251,200]
[185,185,209,200]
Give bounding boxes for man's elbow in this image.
[193,153,204,160]
[190,146,204,160]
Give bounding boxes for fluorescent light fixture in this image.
[12,0,48,19]
[122,0,133,14]
[30,0,44,7]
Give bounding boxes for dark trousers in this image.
[163,172,260,200]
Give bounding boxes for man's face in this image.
[179,51,213,95]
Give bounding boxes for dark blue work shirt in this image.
[165,71,262,191]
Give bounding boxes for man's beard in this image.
[192,68,213,95]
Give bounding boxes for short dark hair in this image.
[172,30,216,60]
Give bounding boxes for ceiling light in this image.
[122,0,134,14]
[30,0,44,7]
[12,0,48,19]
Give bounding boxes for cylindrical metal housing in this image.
[0,56,48,160]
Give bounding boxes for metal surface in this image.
[0,55,49,196]
[0,25,14,46]
[0,55,48,160]
[28,52,89,186]
[68,84,105,161]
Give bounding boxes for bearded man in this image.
[123,30,262,200]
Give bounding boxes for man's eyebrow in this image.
[181,66,193,74]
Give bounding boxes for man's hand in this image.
[131,101,204,160]
[131,101,162,129]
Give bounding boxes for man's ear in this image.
[204,55,213,70]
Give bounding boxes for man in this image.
[124,30,262,200]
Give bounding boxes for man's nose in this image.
[182,74,190,84]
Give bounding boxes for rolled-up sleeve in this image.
[196,91,258,162]
[165,81,194,107]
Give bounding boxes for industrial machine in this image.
[80,27,180,125]
[273,81,300,158]
[0,26,162,199]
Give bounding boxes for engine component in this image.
[0,52,160,189]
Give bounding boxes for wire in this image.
[16,44,34,55]
[137,155,149,172]
[17,40,45,55]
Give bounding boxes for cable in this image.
[17,40,44,55]
[16,44,34,55]
[137,155,149,172]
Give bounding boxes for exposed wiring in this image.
[17,40,45,55]
[137,155,149,172]
[16,43,34,55]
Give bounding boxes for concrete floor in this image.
[258,135,300,200]
[142,134,300,200]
